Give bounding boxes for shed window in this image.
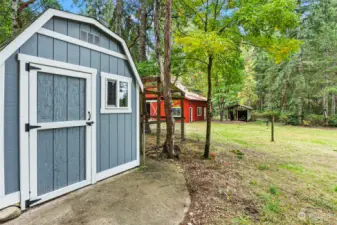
[107,80,117,106]
[197,107,202,116]
[101,72,132,113]
[173,107,181,117]
[119,81,128,107]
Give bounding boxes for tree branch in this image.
[18,0,36,13]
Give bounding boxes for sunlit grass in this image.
[181,121,337,224]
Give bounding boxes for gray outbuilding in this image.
[0,9,143,210]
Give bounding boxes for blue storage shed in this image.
[0,9,143,210]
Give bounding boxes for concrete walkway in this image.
[6,159,190,225]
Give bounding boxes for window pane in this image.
[119,81,128,107]
[173,108,181,117]
[107,80,116,106]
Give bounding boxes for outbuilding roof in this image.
[0,8,144,91]
[226,104,253,110]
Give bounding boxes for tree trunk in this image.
[323,91,328,115]
[331,94,336,116]
[162,0,175,158]
[12,0,18,32]
[139,1,147,62]
[271,116,275,142]
[115,0,122,36]
[154,0,164,81]
[204,55,213,159]
[281,78,288,113]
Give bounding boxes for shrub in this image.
[328,115,337,127]
[305,114,325,127]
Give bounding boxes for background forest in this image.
[1,0,336,128]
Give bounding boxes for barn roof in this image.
[174,81,207,102]
[0,8,144,91]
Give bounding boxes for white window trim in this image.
[101,72,132,114]
[197,107,202,116]
[172,107,182,118]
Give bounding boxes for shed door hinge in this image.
[25,63,41,72]
[25,198,41,208]
[25,123,41,132]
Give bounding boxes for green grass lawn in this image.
[181,121,337,224]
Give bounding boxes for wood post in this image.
[156,79,161,148]
[180,94,185,141]
[271,116,275,142]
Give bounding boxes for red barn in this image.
[146,86,207,123]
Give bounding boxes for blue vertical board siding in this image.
[3,16,139,198]
[109,40,118,52]
[53,129,68,190]
[54,40,67,62]
[20,34,37,56]
[4,52,20,194]
[100,54,109,73]
[117,59,125,76]
[38,34,53,59]
[79,127,86,180]
[67,77,81,121]
[67,44,80,65]
[68,20,80,39]
[109,115,118,168]
[54,75,68,121]
[117,114,125,165]
[67,127,80,185]
[37,72,54,122]
[124,114,132,163]
[54,17,68,35]
[80,47,90,67]
[100,115,110,171]
[109,56,118,74]
[100,35,109,49]
[37,130,54,196]
[43,18,54,30]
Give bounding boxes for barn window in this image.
[172,107,181,117]
[101,72,132,113]
[197,107,202,116]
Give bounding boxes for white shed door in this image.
[27,64,94,207]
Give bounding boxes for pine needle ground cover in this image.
[146,122,337,224]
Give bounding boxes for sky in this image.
[60,0,82,13]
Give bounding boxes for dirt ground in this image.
[5,159,190,225]
[145,129,337,225]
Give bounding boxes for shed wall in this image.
[3,17,137,195]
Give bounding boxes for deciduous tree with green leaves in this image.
[174,0,300,158]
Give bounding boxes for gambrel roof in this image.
[0,8,144,91]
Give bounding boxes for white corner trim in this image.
[18,54,97,75]
[19,60,29,210]
[96,160,139,182]
[100,72,132,114]
[91,71,97,185]
[38,28,128,60]
[136,83,140,165]
[0,8,144,91]
[0,192,20,209]
[0,63,5,203]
